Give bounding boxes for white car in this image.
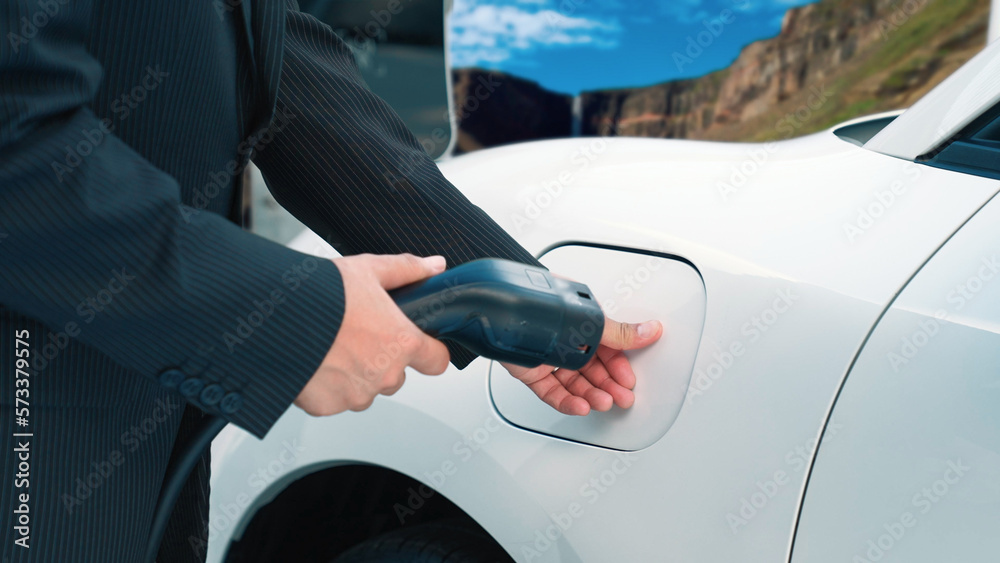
[206,14,1000,563]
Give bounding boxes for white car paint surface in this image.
[206,36,1000,563]
[793,192,1000,562]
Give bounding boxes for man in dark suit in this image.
[0,0,661,560]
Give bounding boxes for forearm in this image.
[252,8,543,367]
[253,8,542,269]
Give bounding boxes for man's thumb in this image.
[373,254,446,289]
[602,319,662,351]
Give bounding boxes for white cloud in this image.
[450,0,621,67]
[448,0,817,68]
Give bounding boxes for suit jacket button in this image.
[179,377,205,399]
[159,368,186,389]
[200,384,225,406]
[219,392,243,414]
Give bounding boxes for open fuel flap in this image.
[489,244,707,451]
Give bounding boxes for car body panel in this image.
[208,124,999,562]
[792,191,1000,563]
[992,0,1000,43]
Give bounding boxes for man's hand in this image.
[294,253,451,416]
[502,318,662,415]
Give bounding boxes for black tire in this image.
[332,519,513,563]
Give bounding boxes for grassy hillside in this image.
[713,0,990,142]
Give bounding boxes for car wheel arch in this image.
[222,463,509,562]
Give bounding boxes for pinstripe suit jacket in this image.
[0,0,539,560]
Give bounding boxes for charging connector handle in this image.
[390,258,603,370]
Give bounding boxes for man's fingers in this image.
[408,333,450,375]
[526,373,591,416]
[554,369,614,411]
[370,253,447,290]
[579,356,635,408]
[601,318,662,351]
[597,346,636,390]
[295,383,348,417]
[380,371,406,396]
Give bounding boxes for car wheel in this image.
[332,519,512,563]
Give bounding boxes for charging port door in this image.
[488,244,707,451]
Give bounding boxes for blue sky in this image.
[449,0,820,94]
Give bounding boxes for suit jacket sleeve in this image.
[0,0,346,438]
[252,7,544,368]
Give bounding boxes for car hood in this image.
[437,130,999,306]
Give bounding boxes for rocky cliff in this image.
[453,0,990,150]
[450,68,572,154]
[580,71,729,138]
